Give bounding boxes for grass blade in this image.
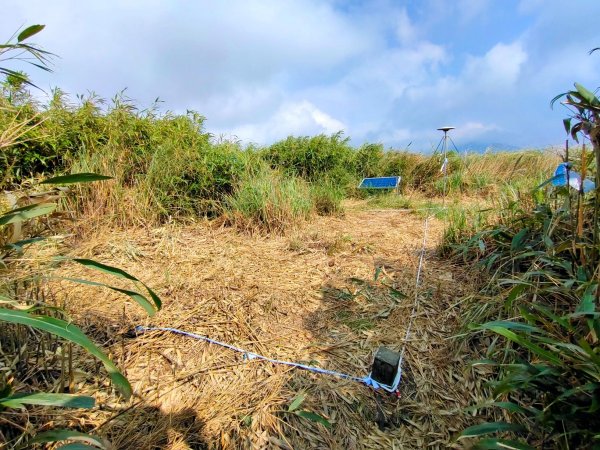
[32,429,108,449]
[0,203,56,225]
[459,421,524,438]
[295,410,332,428]
[41,173,113,185]
[479,324,561,365]
[0,392,94,409]
[61,277,157,316]
[66,259,162,310]
[472,438,534,449]
[0,308,131,399]
[56,444,99,450]
[288,393,305,412]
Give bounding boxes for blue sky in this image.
[2,0,600,151]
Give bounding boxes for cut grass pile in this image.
[2,204,481,449]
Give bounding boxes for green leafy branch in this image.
[0,24,54,89]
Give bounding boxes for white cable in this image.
[396,215,430,387]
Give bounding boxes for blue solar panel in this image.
[358,176,401,189]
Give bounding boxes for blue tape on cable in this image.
[135,325,401,392]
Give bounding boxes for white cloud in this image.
[2,0,600,150]
[396,8,418,44]
[457,0,492,23]
[221,100,345,143]
[200,86,284,127]
[465,42,528,86]
[2,0,374,101]
[453,122,500,140]
[406,40,527,114]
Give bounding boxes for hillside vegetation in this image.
[2,84,558,230]
[2,24,598,450]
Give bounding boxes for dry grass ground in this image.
[20,203,484,449]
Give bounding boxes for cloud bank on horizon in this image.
[2,0,600,151]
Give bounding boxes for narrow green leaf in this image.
[459,422,524,438]
[472,438,535,450]
[0,203,56,226]
[571,123,581,142]
[576,285,596,314]
[143,284,163,310]
[374,266,382,281]
[386,286,407,299]
[557,383,600,402]
[0,308,131,399]
[0,392,94,409]
[505,284,528,308]
[530,304,573,332]
[465,401,540,416]
[518,306,539,326]
[41,173,113,185]
[17,24,45,42]
[576,338,600,367]
[550,91,568,109]
[288,393,305,412]
[563,118,571,135]
[32,429,108,449]
[295,410,332,428]
[2,237,45,254]
[479,324,561,365]
[575,82,600,106]
[489,401,530,415]
[478,321,540,333]
[57,444,99,450]
[61,277,156,316]
[510,228,529,252]
[69,259,161,310]
[70,258,137,280]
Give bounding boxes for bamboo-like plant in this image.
[0,24,53,89]
[0,25,161,449]
[454,50,600,449]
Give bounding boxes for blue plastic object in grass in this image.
[551,163,595,193]
[358,176,401,189]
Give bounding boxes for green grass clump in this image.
[364,192,412,209]
[262,132,355,182]
[224,165,313,233]
[310,181,345,216]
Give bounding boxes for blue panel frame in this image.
[358,176,401,189]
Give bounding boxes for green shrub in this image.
[225,165,313,233]
[354,143,384,177]
[378,151,423,181]
[311,181,345,216]
[262,132,355,181]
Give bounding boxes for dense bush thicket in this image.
[1,83,558,228]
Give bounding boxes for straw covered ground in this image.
[39,204,481,449]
